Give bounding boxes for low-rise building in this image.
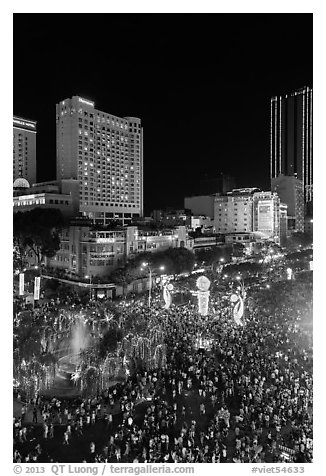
[212,188,287,245]
[45,223,193,278]
[13,179,80,217]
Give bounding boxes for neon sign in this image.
[13,118,36,129]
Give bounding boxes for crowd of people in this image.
[13,261,313,464]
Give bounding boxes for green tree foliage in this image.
[109,247,196,284]
[195,245,233,266]
[13,208,66,266]
[285,232,313,250]
[223,261,263,278]
[232,242,246,257]
[98,328,123,358]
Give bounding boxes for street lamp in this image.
[140,263,165,307]
[235,274,245,296]
[85,275,92,300]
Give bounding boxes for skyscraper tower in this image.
[13,116,37,185]
[56,96,143,225]
[270,86,313,203]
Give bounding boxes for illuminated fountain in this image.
[71,314,90,356]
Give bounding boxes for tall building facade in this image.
[270,86,313,203]
[214,188,258,234]
[271,175,304,232]
[13,116,37,185]
[56,96,143,225]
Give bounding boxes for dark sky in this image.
[13,13,312,214]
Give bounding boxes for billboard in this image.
[258,201,273,231]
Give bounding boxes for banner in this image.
[19,273,24,296]
[34,276,41,300]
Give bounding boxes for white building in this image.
[214,188,259,234]
[56,96,143,225]
[13,179,80,217]
[213,188,286,245]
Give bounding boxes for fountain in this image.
[71,314,90,355]
[41,313,93,397]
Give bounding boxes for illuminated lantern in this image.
[163,283,173,309]
[230,293,238,303]
[196,276,211,316]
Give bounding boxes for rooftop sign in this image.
[78,97,94,107]
[13,117,37,131]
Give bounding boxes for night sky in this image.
[13,13,312,214]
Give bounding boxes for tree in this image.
[98,328,123,358]
[13,208,66,266]
[285,232,313,250]
[166,247,195,275]
[109,247,195,284]
[195,245,232,267]
[232,242,246,257]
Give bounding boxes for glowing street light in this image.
[141,263,165,307]
[85,275,92,300]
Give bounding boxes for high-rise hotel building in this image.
[56,96,143,225]
[13,116,37,185]
[270,86,313,203]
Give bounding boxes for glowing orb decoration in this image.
[196,276,211,291]
[230,294,239,303]
[167,283,174,291]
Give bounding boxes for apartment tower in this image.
[56,96,143,225]
[13,116,37,185]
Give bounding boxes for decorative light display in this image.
[196,276,211,316]
[163,283,173,309]
[230,293,244,326]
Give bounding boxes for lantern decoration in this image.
[196,276,211,316]
[163,283,173,309]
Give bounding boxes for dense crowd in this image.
[13,266,313,464]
